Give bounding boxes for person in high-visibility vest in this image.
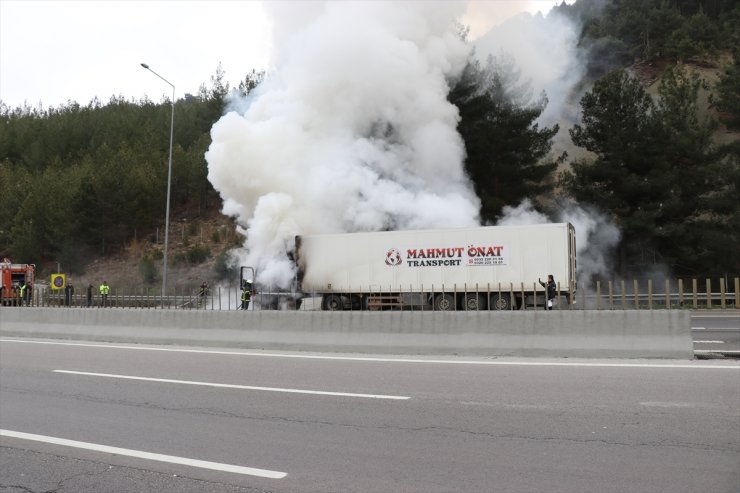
[99,281,110,307]
[19,282,26,307]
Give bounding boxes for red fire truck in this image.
[0,258,35,306]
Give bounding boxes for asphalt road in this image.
[1,338,738,493]
[692,312,740,356]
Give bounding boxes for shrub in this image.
[138,256,159,284]
[186,244,210,264]
[213,250,238,281]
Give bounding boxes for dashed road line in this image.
[53,370,410,400]
[0,429,287,478]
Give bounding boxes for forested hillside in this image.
[0,0,737,284]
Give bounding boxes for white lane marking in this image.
[695,350,740,354]
[693,340,725,344]
[53,370,410,400]
[639,402,711,408]
[0,429,286,479]
[692,314,740,318]
[2,339,739,370]
[692,327,706,330]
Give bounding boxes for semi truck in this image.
[0,258,35,306]
[295,223,577,311]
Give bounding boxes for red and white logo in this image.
[385,248,402,266]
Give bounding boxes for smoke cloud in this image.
[206,2,480,287]
[473,10,584,127]
[557,202,621,282]
[496,199,620,282]
[475,8,621,282]
[207,2,616,289]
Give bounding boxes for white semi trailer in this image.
[295,223,577,311]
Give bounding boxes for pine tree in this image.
[449,54,559,222]
[562,67,738,275]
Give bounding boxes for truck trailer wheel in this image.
[464,293,487,311]
[323,294,344,311]
[434,293,456,311]
[490,293,513,310]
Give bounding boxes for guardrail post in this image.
[510,283,515,310]
[706,278,711,309]
[580,282,586,310]
[735,277,739,308]
[608,280,614,310]
[648,280,653,309]
[719,278,726,309]
[634,280,639,310]
[678,279,684,307]
[596,281,601,310]
[521,283,525,310]
[568,281,574,311]
[692,279,698,308]
[665,279,670,309]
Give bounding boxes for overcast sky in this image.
[0,0,561,110]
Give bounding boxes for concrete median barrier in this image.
[0,307,693,358]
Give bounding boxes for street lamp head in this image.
[140,63,150,69]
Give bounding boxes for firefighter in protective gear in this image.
[19,281,27,307]
[199,282,209,298]
[240,280,253,310]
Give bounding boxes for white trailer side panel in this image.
[296,223,574,294]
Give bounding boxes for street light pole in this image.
[140,63,175,303]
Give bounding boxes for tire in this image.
[490,293,513,310]
[434,293,456,311]
[323,294,344,311]
[464,293,487,311]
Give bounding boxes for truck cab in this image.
[0,258,35,306]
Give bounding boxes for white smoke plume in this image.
[496,199,549,226]
[207,2,614,290]
[206,2,480,287]
[496,199,620,282]
[471,7,587,164]
[557,202,621,282]
[473,10,584,127]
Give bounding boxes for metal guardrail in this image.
[577,278,739,310]
[4,277,737,311]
